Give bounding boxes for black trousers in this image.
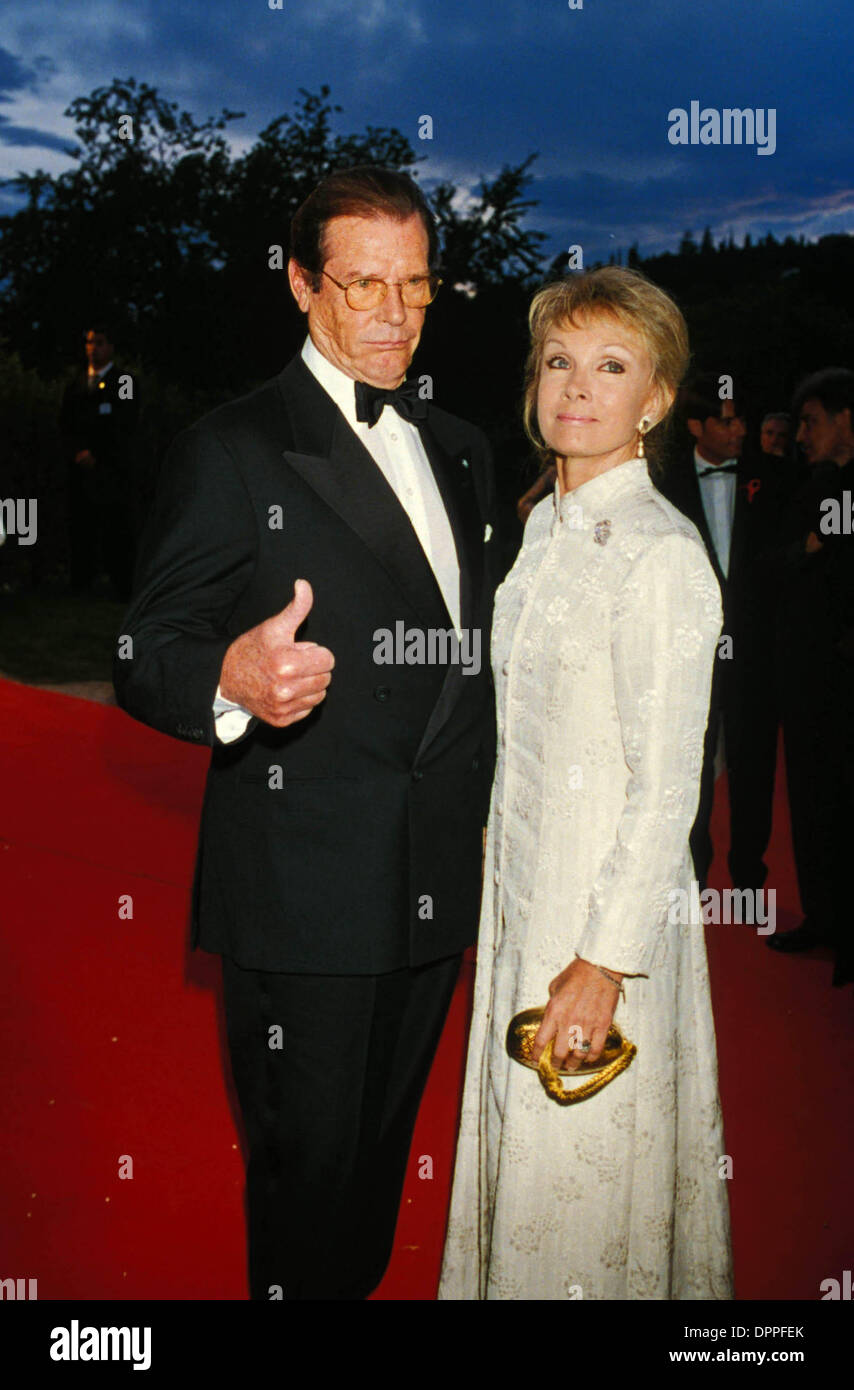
[690,667,777,891]
[782,655,854,956]
[67,462,136,599]
[221,950,461,1300]
[725,688,779,889]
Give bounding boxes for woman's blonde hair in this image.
[522,266,690,473]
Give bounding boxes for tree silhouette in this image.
[430,155,545,288]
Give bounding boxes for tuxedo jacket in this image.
[656,450,791,650]
[60,364,139,499]
[113,355,499,974]
[774,457,854,678]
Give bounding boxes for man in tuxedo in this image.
[767,369,854,986]
[113,166,498,1299]
[657,374,786,890]
[61,322,139,598]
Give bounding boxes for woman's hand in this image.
[531,957,622,1070]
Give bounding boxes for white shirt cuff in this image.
[213,684,254,743]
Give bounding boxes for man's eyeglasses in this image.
[320,271,442,311]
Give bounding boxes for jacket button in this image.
[411,769,423,782]
[373,685,391,702]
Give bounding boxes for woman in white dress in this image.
[439,268,734,1301]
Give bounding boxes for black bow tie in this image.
[698,463,738,477]
[354,378,428,428]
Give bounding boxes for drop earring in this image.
[637,419,649,458]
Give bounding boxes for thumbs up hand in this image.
[219,579,335,727]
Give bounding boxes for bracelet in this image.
[595,963,626,1002]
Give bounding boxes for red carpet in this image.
[1,676,851,1299]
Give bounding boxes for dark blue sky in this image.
[0,0,851,266]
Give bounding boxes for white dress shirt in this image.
[213,336,461,743]
[694,448,737,579]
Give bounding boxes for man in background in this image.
[768,369,854,987]
[658,374,786,890]
[61,321,139,599]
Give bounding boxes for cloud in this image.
[0,2,150,48]
[0,116,74,154]
[0,41,76,177]
[300,0,426,41]
[0,44,37,96]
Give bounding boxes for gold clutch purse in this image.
[505,1006,637,1106]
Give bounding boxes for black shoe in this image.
[766,919,825,953]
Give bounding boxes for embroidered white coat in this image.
[438,457,734,1301]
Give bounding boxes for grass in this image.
[0,589,127,684]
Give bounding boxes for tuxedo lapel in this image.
[729,461,759,583]
[676,455,725,589]
[276,355,487,763]
[412,415,487,764]
[417,418,482,632]
[278,360,449,631]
